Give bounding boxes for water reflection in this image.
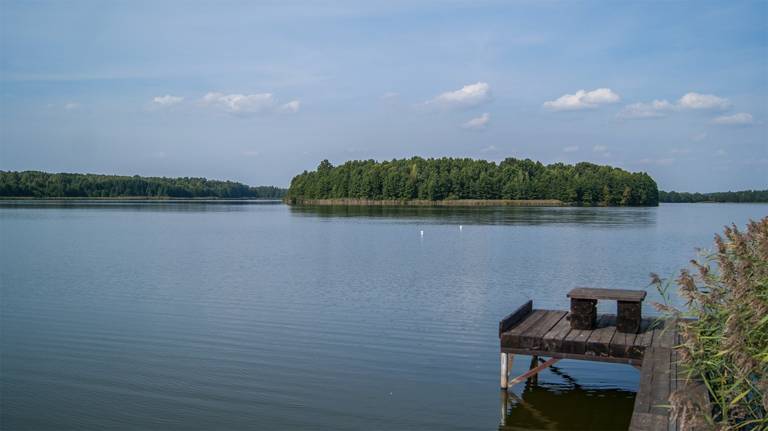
[0,199,281,213]
[290,205,657,227]
[500,362,635,430]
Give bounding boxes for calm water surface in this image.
[1,202,766,430]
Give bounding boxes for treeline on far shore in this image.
[0,171,287,199]
[659,189,768,203]
[287,157,659,206]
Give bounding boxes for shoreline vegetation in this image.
[288,198,564,207]
[287,157,659,206]
[653,218,767,429]
[0,171,286,200]
[0,169,765,205]
[659,189,768,203]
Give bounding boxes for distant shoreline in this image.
[287,198,565,207]
[0,197,282,202]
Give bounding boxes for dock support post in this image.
[500,352,513,389]
[528,355,539,385]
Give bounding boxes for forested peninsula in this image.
[659,189,768,203]
[0,171,286,199]
[286,157,659,206]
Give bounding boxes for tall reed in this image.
[652,217,767,430]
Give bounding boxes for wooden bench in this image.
[567,288,647,333]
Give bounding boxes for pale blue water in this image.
[1,202,765,430]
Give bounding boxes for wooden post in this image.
[499,389,508,426]
[500,352,508,389]
[528,355,539,385]
[500,352,514,389]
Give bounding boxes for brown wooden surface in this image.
[501,308,660,363]
[567,287,647,302]
[498,300,533,337]
[499,305,696,431]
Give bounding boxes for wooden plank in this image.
[562,323,594,355]
[500,310,548,348]
[498,300,533,337]
[654,318,677,349]
[634,346,657,415]
[567,287,647,302]
[518,311,568,349]
[626,319,654,360]
[584,314,617,357]
[540,313,572,352]
[629,412,668,431]
[610,324,639,358]
[631,318,658,361]
[501,347,641,365]
[649,347,672,417]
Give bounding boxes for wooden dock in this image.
[499,299,708,430]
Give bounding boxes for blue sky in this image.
[1,1,766,191]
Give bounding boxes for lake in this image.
[1,202,765,430]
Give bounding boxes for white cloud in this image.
[381,92,399,99]
[200,92,300,116]
[592,145,608,152]
[480,145,498,153]
[617,99,673,119]
[152,95,184,107]
[563,145,579,152]
[670,148,691,155]
[544,88,620,111]
[426,82,491,109]
[202,92,274,114]
[713,112,753,125]
[462,112,490,129]
[64,102,80,110]
[677,92,730,110]
[279,100,301,113]
[715,149,727,156]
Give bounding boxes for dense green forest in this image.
[286,157,659,206]
[0,171,286,199]
[659,189,768,203]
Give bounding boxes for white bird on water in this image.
[420,230,424,237]
[459,225,463,231]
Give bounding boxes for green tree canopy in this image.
[287,157,659,206]
[0,171,286,199]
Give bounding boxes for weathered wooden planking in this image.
[498,300,533,337]
[653,318,677,349]
[518,311,568,349]
[562,323,594,354]
[584,314,617,357]
[649,347,672,417]
[540,313,572,351]
[567,287,647,302]
[629,412,668,431]
[630,319,658,360]
[500,347,643,366]
[500,310,548,346]
[610,324,639,358]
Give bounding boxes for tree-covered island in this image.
[286,157,659,206]
[0,171,286,199]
